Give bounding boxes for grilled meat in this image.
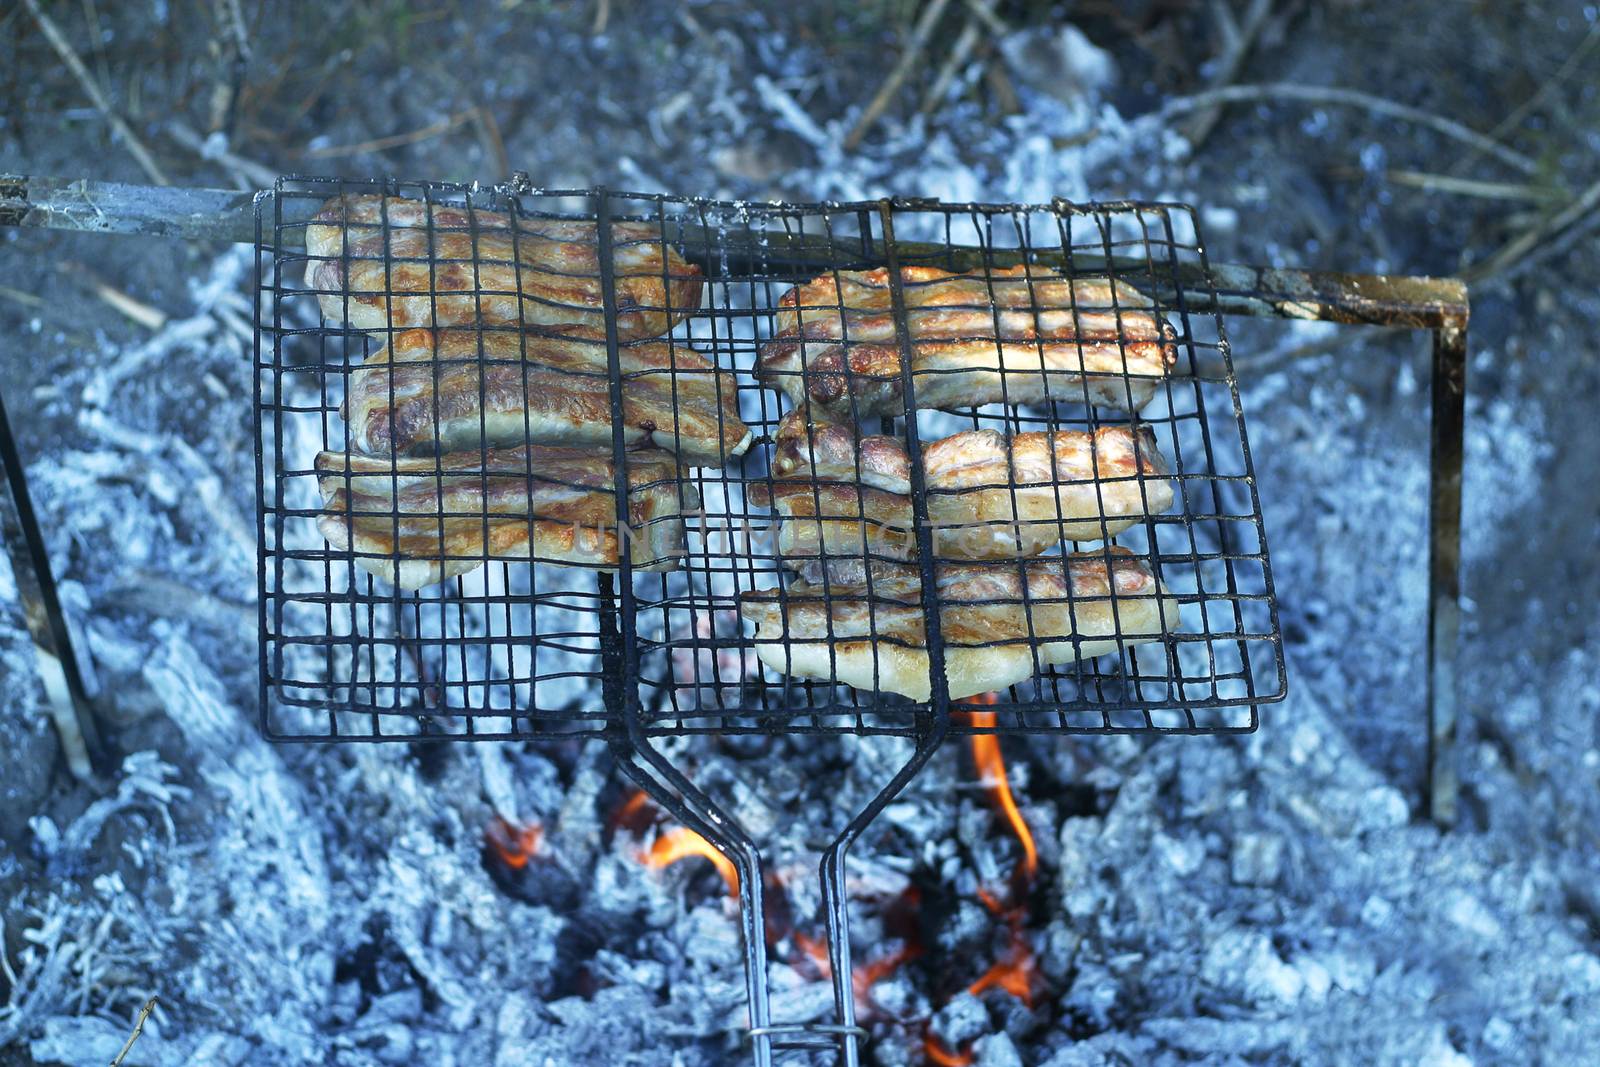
[747,410,1175,562]
[303,194,702,339]
[738,549,1181,701]
[315,446,696,590]
[342,328,751,466]
[756,265,1179,419]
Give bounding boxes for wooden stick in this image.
[109,996,158,1067]
[22,0,170,185]
[843,0,955,151]
[1160,83,1539,175]
[0,175,1470,327]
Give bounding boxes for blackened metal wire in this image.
[254,177,1285,743]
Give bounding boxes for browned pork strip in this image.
[315,446,695,590]
[738,550,1181,701]
[747,410,1175,562]
[756,265,1178,419]
[342,328,751,466]
[303,194,702,339]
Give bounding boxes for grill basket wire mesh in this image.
[254,176,1284,745]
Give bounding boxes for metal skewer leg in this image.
[0,383,107,778]
[596,572,776,1065]
[1426,321,1467,826]
[606,736,776,1067]
[818,713,949,1067]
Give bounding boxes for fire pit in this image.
[0,172,1468,1065]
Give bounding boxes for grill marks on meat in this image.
[755,265,1179,419]
[748,410,1176,562]
[342,328,752,466]
[315,447,695,589]
[303,195,702,339]
[738,549,1180,701]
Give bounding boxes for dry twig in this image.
[1453,19,1600,174]
[961,0,1007,36]
[1325,167,1562,203]
[1180,0,1277,150]
[166,120,278,190]
[1212,331,1362,379]
[207,0,253,135]
[919,0,997,117]
[0,285,45,310]
[304,108,477,159]
[843,0,956,150]
[983,48,1021,115]
[1160,83,1540,175]
[473,106,511,179]
[60,261,168,331]
[1465,175,1600,284]
[109,996,158,1067]
[22,0,170,185]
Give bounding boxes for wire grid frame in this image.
[254,175,1284,744]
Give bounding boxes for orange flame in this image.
[923,1033,975,1066]
[965,697,1039,884]
[641,827,740,898]
[485,816,543,870]
[968,938,1035,1006]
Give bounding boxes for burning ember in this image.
[968,890,1035,1007]
[612,698,1043,1062]
[614,791,740,899]
[794,920,926,1006]
[484,815,543,869]
[924,1034,976,1066]
[918,697,1043,1061]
